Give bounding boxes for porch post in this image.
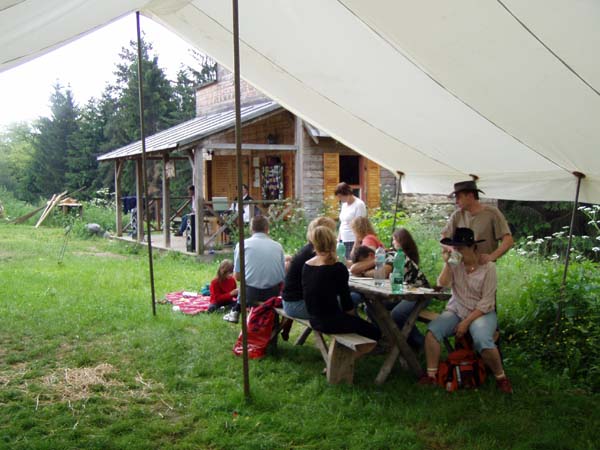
[114,160,123,237]
[135,158,144,242]
[162,154,171,248]
[194,146,205,255]
[294,116,304,201]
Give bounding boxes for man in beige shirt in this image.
[441,180,513,263]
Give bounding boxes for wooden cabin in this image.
[98,65,397,253]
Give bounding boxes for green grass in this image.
[0,224,598,449]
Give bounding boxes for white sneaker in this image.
[223,311,239,323]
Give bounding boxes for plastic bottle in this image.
[391,248,405,294]
[374,246,386,286]
[336,239,346,262]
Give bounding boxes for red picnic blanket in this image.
[164,291,212,315]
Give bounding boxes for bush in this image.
[504,261,600,391]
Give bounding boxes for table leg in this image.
[365,296,425,379]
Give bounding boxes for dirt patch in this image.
[41,363,123,402]
[72,251,127,260]
[0,250,16,260]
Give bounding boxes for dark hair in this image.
[188,185,195,192]
[352,245,375,264]
[334,182,353,196]
[242,184,248,190]
[251,216,269,233]
[392,228,420,265]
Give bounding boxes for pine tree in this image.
[66,98,106,197]
[26,83,79,198]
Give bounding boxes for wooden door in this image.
[323,152,340,217]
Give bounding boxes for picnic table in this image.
[348,277,451,383]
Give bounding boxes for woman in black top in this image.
[282,217,337,319]
[302,226,381,341]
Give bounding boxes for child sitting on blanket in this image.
[208,259,238,313]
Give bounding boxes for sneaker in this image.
[417,374,437,386]
[223,311,239,323]
[496,377,513,394]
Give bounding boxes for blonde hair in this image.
[351,216,376,240]
[217,259,234,282]
[306,216,337,241]
[308,225,337,264]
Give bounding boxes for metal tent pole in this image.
[389,171,403,247]
[556,171,585,327]
[232,0,251,399]
[136,12,157,316]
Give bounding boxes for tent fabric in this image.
[2,0,599,203]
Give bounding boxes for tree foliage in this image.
[0,36,212,202]
[25,84,79,200]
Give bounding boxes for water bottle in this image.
[336,240,346,262]
[374,246,386,286]
[390,248,405,294]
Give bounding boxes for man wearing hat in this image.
[441,180,513,263]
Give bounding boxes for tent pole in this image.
[555,171,585,327]
[136,11,157,316]
[232,0,251,400]
[389,171,403,247]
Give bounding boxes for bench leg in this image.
[313,331,329,363]
[294,327,312,346]
[327,339,355,385]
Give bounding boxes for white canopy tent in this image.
[1,0,599,203]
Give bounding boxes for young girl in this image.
[208,259,238,313]
[390,228,431,348]
[350,216,383,258]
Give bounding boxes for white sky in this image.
[0,13,202,132]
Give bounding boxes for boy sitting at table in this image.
[349,245,392,278]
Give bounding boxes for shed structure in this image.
[98,65,396,254]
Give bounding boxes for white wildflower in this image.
[592,247,600,253]
[550,254,560,260]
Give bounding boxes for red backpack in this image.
[437,340,487,392]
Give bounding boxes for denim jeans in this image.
[428,310,498,353]
[282,299,310,320]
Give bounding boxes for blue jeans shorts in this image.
[282,299,310,320]
[427,310,498,353]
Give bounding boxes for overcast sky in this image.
[0,14,202,131]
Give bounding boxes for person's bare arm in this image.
[479,234,514,264]
[349,259,375,276]
[437,250,453,287]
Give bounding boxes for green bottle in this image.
[391,249,405,294]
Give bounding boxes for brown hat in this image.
[449,180,484,197]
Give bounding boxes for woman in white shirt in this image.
[334,182,367,260]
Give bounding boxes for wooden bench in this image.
[273,308,377,385]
